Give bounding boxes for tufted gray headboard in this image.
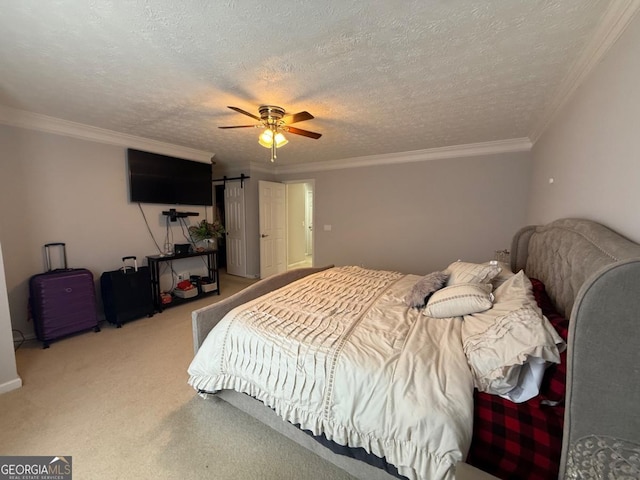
[510,218,640,479]
[511,218,640,319]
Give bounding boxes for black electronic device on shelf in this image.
[162,208,199,222]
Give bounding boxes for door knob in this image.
[261,234,269,238]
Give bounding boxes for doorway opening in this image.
[286,181,314,270]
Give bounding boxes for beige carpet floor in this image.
[0,271,355,480]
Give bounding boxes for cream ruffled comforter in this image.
[188,266,474,480]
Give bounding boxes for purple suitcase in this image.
[29,243,100,348]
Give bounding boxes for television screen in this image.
[127,149,213,206]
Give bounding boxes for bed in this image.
[188,218,640,480]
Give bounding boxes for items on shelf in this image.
[173,279,198,298]
[174,244,191,255]
[146,249,220,312]
[200,277,217,293]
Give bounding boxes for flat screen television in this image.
[127,148,213,206]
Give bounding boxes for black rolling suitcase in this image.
[29,243,100,348]
[101,256,154,327]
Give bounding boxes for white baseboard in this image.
[0,377,22,394]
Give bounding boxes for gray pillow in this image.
[405,271,449,308]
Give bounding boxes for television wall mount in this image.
[162,208,199,222]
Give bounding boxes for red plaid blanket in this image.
[466,278,568,480]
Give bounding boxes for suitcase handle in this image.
[121,256,138,273]
[44,243,68,271]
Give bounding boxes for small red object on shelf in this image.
[176,280,195,290]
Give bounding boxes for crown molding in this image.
[0,104,531,174]
[273,137,532,175]
[0,105,214,162]
[528,0,640,144]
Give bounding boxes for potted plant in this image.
[188,219,225,251]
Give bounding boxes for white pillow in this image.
[445,261,501,286]
[485,261,515,289]
[461,271,566,402]
[424,283,494,318]
[493,268,537,305]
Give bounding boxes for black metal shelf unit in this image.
[146,250,220,312]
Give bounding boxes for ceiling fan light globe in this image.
[274,132,288,147]
[258,129,274,148]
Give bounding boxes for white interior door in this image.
[259,180,286,279]
[305,185,314,256]
[224,182,247,277]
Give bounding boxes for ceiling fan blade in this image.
[284,126,322,139]
[218,125,256,129]
[282,111,314,124]
[227,106,260,121]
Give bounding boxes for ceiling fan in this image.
[219,105,322,162]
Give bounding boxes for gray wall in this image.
[527,13,640,243]
[0,126,219,338]
[278,152,532,275]
[0,123,531,341]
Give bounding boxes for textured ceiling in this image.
[0,1,616,167]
